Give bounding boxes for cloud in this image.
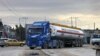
[0,0,100,16]
[0,0,100,29]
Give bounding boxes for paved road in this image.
[43,45,96,56]
[0,45,96,56]
[0,46,48,56]
[0,46,24,56]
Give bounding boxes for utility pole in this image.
[70,17,73,27]
[75,17,77,27]
[22,17,28,41]
[24,17,28,27]
[19,18,21,26]
[45,16,47,21]
[94,22,96,30]
[22,17,28,27]
[18,18,21,40]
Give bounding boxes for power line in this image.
[0,0,20,17]
[5,0,22,17]
[21,17,28,27]
[0,0,24,27]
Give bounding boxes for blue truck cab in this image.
[26,21,51,49]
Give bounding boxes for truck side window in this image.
[50,29,51,33]
[93,35,99,38]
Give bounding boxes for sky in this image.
[0,0,100,29]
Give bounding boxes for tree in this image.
[96,28,99,30]
[15,24,25,41]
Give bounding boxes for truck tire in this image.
[78,40,80,47]
[59,40,61,48]
[77,39,82,47]
[42,42,48,49]
[5,44,8,47]
[75,40,79,47]
[29,47,34,49]
[20,44,24,47]
[80,40,83,47]
[58,40,64,48]
[74,40,77,47]
[78,40,81,47]
[71,40,75,47]
[1,45,4,47]
[56,41,59,48]
[60,41,64,48]
[79,40,82,47]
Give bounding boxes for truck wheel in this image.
[78,40,81,47]
[80,40,83,47]
[5,44,8,47]
[71,40,75,47]
[59,40,61,48]
[79,40,82,47]
[29,47,34,49]
[42,42,48,49]
[59,41,64,48]
[61,41,64,48]
[77,40,80,47]
[1,45,4,47]
[78,40,80,47]
[74,40,77,47]
[56,41,59,48]
[75,40,78,47]
[20,44,24,47]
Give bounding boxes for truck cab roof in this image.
[33,21,49,25]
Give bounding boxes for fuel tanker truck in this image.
[26,21,84,49]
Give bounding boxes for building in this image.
[3,25,15,38]
[83,29,100,44]
[0,19,15,38]
[3,25,12,38]
[0,20,3,38]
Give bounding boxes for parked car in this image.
[0,38,8,47]
[6,39,25,46]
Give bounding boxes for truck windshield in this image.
[93,35,100,38]
[28,28,43,34]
